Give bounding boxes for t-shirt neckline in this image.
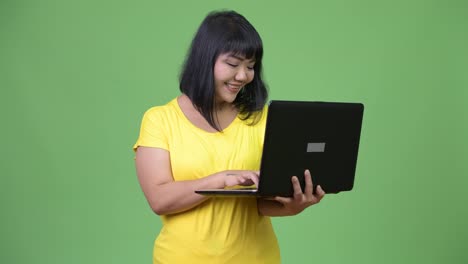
[172,97,240,135]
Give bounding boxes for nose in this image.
[235,68,248,82]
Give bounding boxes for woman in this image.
[133,10,325,264]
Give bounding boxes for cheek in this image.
[247,72,255,83]
[213,66,231,82]
[213,68,222,81]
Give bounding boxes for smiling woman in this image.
[133,10,324,264]
[213,53,256,107]
[178,10,268,131]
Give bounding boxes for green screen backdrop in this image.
[1,0,467,263]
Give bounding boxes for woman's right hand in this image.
[137,147,260,215]
[217,170,260,188]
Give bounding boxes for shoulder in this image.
[137,99,184,135]
[134,99,180,151]
[141,99,179,122]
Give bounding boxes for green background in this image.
[1,0,467,263]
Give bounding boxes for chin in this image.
[215,91,238,103]
[223,96,237,104]
[216,94,238,105]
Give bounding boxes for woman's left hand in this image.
[273,169,326,216]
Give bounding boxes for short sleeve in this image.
[133,107,169,151]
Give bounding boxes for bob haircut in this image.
[179,10,268,131]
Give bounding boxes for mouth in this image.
[225,82,243,93]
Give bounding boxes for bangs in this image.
[220,33,263,60]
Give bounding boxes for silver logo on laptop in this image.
[307,143,326,152]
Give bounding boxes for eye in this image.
[247,66,255,70]
[226,62,238,67]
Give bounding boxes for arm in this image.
[257,169,326,216]
[135,146,259,215]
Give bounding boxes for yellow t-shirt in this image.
[133,98,280,264]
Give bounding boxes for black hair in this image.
[179,10,268,131]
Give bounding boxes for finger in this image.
[237,176,247,185]
[274,196,292,205]
[291,176,303,199]
[240,172,259,187]
[225,172,250,186]
[238,176,253,186]
[316,185,326,201]
[241,171,257,178]
[249,173,260,187]
[304,169,313,198]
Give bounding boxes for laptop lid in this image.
[195,100,364,197]
[256,100,364,197]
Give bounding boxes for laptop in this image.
[195,100,364,197]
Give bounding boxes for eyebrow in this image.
[228,54,256,63]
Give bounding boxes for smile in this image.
[225,83,243,90]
